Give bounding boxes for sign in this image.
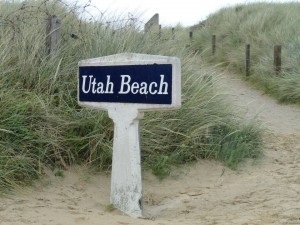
[79,64,172,104]
[78,53,180,111]
[78,53,181,218]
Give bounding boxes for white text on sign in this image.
[81,74,169,95]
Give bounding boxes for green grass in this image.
[0,0,262,191]
[191,2,300,105]
[141,56,262,178]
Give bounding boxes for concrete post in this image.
[144,13,159,33]
[108,107,144,218]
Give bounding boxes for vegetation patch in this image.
[0,0,262,192]
[191,2,300,104]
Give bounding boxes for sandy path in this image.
[1,71,300,225]
[219,72,300,134]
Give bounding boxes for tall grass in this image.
[0,0,262,191]
[142,57,262,178]
[192,2,300,104]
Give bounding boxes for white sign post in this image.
[78,53,181,217]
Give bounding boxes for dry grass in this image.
[0,0,262,191]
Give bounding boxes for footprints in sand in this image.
[138,132,300,224]
[0,169,112,225]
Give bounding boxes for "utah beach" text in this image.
[81,74,169,95]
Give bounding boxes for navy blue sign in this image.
[79,64,172,104]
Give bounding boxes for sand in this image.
[1,71,300,225]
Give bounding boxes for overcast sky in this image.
[80,0,298,26]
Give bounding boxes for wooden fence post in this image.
[172,27,175,40]
[212,35,216,55]
[158,24,161,39]
[245,44,251,76]
[274,45,281,75]
[46,15,61,56]
[189,31,193,41]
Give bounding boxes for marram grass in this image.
[192,2,300,104]
[0,0,262,191]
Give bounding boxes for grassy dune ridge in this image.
[192,2,300,104]
[0,0,261,192]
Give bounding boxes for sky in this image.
[78,0,298,27]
